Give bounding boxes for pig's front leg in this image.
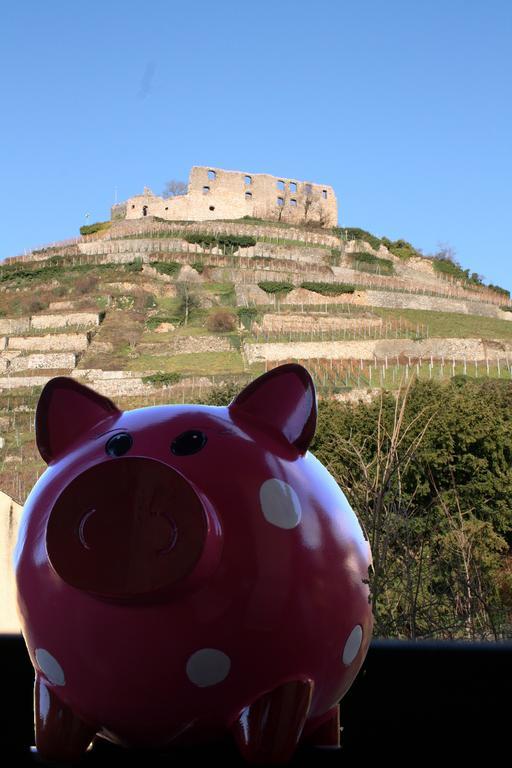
[231,679,313,764]
[34,676,97,762]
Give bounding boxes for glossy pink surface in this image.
[15,364,373,757]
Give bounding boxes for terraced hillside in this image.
[1,216,511,504]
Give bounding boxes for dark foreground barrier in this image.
[2,634,510,764]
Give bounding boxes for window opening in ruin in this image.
[277,197,284,206]
[165,207,168,210]
[305,183,313,194]
[209,206,215,211]
[290,198,297,207]
[290,182,297,193]
[245,191,252,200]
[208,170,216,181]
[276,180,285,191]
[244,175,252,185]
[131,204,135,209]
[322,189,327,199]
[203,186,210,194]
[143,205,148,216]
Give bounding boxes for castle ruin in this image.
[111,166,338,228]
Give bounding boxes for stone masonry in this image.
[112,166,337,228]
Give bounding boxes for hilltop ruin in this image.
[111,166,338,228]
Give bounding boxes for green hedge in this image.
[142,372,181,386]
[258,281,294,294]
[80,221,111,236]
[185,233,256,253]
[152,261,181,277]
[350,251,394,273]
[125,259,143,273]
[300,281,355,295]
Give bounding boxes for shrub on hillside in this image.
[207,309,237,332]
[80,221,111,236]
[328,248,341,266]
[75,275,99,295]
[334,227,382,251]
[489,284,510,298]
[381,237,420,260]
[237,306,259,330]
[432,257,483,285]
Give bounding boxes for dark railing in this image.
[2,634,509,764]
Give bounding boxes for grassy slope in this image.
[372,308,512,340]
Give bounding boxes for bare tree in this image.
[176,282,200,326]
[302,184,315,223]
[434,242,457,262]
[276,188,288,222]
[162,180,188,199]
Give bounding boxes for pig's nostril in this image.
[77,509,96,550]
[158,516,178,555]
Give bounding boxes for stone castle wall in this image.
[115,166,338,228]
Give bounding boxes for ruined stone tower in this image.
[112,166,338,228]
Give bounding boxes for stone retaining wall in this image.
[363,290,512,320]
[244,337,512,364]
[258,313,383,332]
[9,353,76,372]
[236,285,512,320]
[0,318,30,334]
[172,335,232,354]
[31,313,100,330]
[0,376,53,390]
[8,333,89,352]
[0,490,23,632]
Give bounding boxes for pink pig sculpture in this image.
[15,363,373,764]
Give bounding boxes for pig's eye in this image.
[106,432,133,457]
[171,430,207,456]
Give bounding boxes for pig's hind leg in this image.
[34,676,97,762]
[301,705,341,748]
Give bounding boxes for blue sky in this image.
[1,0,511,290]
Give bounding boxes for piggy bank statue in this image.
[15,364,373,764]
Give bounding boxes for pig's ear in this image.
[229,364,316,453]
[36,377,120,463]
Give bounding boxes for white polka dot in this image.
[259,479,302,529]
[35,648,66,686]
[186,648,231,687]
[342,626,363,667]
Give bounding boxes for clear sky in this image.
[1,1,511,291]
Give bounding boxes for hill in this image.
[0,215,510,504]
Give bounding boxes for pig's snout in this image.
[46,458,217,601]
